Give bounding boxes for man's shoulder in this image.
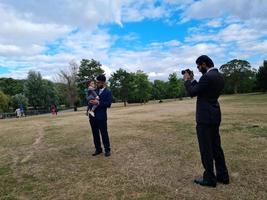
[104,88,112,94]
[207,68,220,75]
[207,69,223,79]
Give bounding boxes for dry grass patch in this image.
[0,94,266,199]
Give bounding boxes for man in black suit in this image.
[89,74,112,157]
[183,55,229,187]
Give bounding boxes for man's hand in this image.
[89,99,99,105]
[183,72,192,81]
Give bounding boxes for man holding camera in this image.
[183,55,229,188]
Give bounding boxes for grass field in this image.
[0,93,267,200]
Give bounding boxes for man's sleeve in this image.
[184,75,209,97]
[98,90,112,108]
[85,90,90,101]
[92,90,98,98]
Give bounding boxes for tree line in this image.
[0,59,266,113]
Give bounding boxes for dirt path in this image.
[20,123,45,163]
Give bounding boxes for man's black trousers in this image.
[89,117,111,153]
[196,124,229,183]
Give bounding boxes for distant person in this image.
[85,80,100,117]
[15,108,21,118]
[54,105,58,115]
[88,75,112,157]
[50,105,56,116]
[183,55,229,188]
[19,105,25,117]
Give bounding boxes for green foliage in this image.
[109,68,134,106]
[0,78,25,96]
[0,91,10,112]
[110,70,186,103]
[220,59,256,94]
[24,71,44,108]
[77,59,105,104]
[152,80,167,100]
[11,93,28,110]
[42,80,59,109]
[128,70,152,103]
[55,83,69,106]
[256,60,267,92]
[24,71,58,109]
[167,73,185,99]
[77,59,104,81]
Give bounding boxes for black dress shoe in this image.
[217,178,230,185]
[92,151,102,156]
[194,179,216,188]
[104,152,111,157]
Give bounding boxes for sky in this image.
[0,0,267,81]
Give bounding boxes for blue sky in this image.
[0,0,266,80]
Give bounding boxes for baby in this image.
[85,80,99,117]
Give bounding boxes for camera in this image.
[181,69,194,76]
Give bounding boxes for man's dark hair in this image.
[96,74,106,82]
[196,55,214,68]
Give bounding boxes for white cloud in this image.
[107,42,225,80]
[182,0,267,29]
[0,0,266,82]
[0,44,44,57]
[150,40,181,48]
[0,4,71,46]
[0,0,123,28]
[186,23,265,43]
[206,19,222,28]
[121,0,169,22]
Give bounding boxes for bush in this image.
[11,93,28,110]
[0,91,10,112]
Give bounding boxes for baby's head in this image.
[87,80,95,88]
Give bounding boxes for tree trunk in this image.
[124,101,127,107]
[234,84,238,94]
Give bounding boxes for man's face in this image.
[96,80,105,89]
[197,63,207,74]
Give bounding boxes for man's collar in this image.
[98,87,106,95]
[207,67,217,73]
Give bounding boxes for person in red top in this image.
[50,105,56,116]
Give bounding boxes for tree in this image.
[0,91,10,112]
[167,73,184,99]
[256,60,267,92]
[11,94,28,110]
[109,68,134,106]
[24,71,45,109]
[42,80,59,109]
[220,59,256,94]
[58,61,79,110]
[128,70,152,103]
[0,78,25,96]
[55,83,69,106]
[77,59,105,103]
[77,59,104,81]
[152,80,167,100]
